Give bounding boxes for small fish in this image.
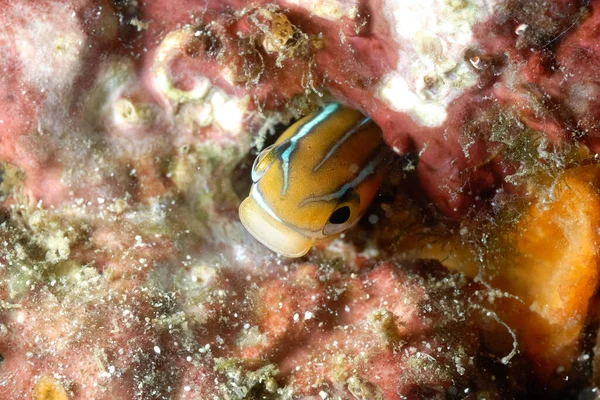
[239,103,386,257]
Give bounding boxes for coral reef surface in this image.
[1,0,600,399]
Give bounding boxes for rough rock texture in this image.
[0,236,495,399]
[1,0,600,398]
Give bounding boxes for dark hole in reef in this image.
[184,29,222,58]
[329,206,351,224]
[110,0,142,40]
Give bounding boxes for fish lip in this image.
[239,196,316,258]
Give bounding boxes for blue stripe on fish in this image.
[312,116,372,173]
[280,103,340,195]
[300,149,385,206]
[252,185,284,224]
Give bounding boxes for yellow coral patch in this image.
[495,166,600,374]
[386,165,600,376]
[33,376,69,400]
[267,12,295,47]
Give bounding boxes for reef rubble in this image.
[1,0,600,398]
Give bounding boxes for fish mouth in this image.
[239,196,316,258]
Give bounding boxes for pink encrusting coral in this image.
[0,213,492,399]
[0,0,597,214]
[1,0,600,398]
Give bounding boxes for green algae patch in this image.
[214,358,290,400]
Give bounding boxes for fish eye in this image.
[328,206,351,224]
[323,204,355,236]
